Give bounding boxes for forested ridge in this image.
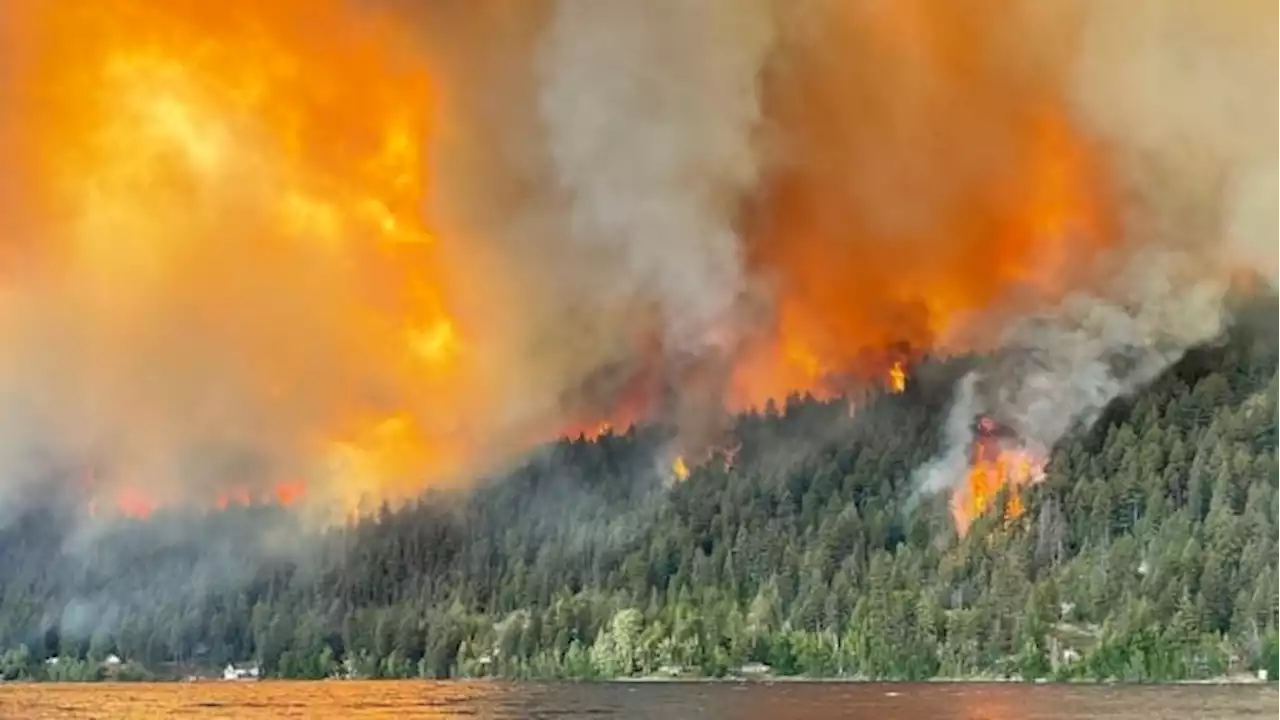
[1,299,1276,683]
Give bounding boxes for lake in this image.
[0,681,1274,719]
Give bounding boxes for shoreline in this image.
[1,675,1269,687]
[610,675,1269,686]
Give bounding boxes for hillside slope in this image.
[0,300,1276,682]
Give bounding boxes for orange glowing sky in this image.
[0,0,1130,524]
[730,2,1117,409]
[4,0,487,515]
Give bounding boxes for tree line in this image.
[0,297,1276,683]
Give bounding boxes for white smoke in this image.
[537,0,775,353]
[914,0,1276,507]
[915,253,1233,499]
[915,373,978,497]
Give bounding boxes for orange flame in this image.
[273,479,307,508]
[115,487,159,520]
[671,455,690,481]
[951,418,1046,536]
[5,0,485,517]
[3,2,1116,520]
[888,361,907,394]
[730,1,1117,411]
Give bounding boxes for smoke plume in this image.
[915,0,1277,500]
[0,0,1273,523]
[539,0,774,352]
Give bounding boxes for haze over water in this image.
[1,681,1274,719]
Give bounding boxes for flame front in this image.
[1,1,1122,526]
[727,2,1116,410]
[671,456,690,481]
[3,0,492,516]
[888,362,907,394]
[951,419,1047,536]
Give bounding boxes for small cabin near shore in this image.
[223,663,261,681]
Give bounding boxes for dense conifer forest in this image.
[1,299,1276,683]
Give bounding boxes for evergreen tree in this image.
[0,301,1274,682]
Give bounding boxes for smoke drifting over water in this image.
[0,0,1273,522]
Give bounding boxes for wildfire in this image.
[4,0,490,518]
[671,455,690,481]
[2,1,1117,526]
[730,0,1117,409]
[888,361,907,394]
[115,487,159,520]
[951,417,1047,536]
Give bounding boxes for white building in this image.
[223,663,261,681]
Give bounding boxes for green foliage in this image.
[0,305,1276,683]
[0,645,32,681]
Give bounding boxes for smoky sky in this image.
[0,0,1273,518]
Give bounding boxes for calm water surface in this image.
[0,681,1274,719]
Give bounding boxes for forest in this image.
[0,297,1276,684]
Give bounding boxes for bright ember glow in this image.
[888,362,907,394]
[951,417,1047,536]
[671,455,690,481]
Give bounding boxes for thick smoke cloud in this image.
[916,0,1277,499]
[729,0,1117,405]
[539,0,774,352]
[1073,0,1277,276]
[0,0,1272,522]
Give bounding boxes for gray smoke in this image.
[1,0,1273,526]
[915,0,1277,504]
[537,0,775,353]
[916,254,1235,497]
